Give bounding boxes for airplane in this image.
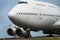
[7,0,60,38]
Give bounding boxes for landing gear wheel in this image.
[46,34,54,37]
[25,35,29,38]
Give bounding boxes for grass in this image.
[0,37,60,40]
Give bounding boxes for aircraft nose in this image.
[8,13,14,19]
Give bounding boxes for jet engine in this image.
[7,28,16,36]
[15,28,28,36]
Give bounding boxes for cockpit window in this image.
[18,1,28,4]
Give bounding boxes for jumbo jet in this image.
[7,0,60,38]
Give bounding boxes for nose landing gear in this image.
[46,34,54,37]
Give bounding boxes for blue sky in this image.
[0,0,60,38]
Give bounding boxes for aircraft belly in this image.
[28,16,56,29]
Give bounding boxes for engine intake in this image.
[7,28,16,36]
[15,28,23,36]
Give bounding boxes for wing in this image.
[53,20,60,28]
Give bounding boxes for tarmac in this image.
[0,37,60,40]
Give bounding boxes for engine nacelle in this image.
[7,28,16,36]
[15,28,28,36]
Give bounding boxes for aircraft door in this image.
[33,7,43,19]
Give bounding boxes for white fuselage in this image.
[8,0,60,31]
